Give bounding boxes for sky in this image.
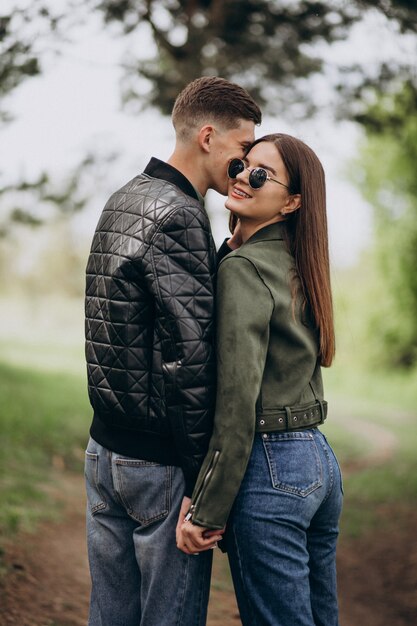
[1,4,415,267]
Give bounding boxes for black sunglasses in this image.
[227,158,289,190]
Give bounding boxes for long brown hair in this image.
[231,133,335,366]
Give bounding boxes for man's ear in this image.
[282,193,301,216]
[197,125,215,153]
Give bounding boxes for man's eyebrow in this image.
[240,141,252,150]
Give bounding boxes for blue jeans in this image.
[85,437,212,626]
[226,429,343,626]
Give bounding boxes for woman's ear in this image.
[197,125,215,153]
[282,193,301,216]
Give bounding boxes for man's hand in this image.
[176,497,224,554]
[177,520,224,555]
[176,496,192,548]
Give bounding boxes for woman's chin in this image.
[225,197,241,213]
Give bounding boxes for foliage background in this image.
[1,0,417,575]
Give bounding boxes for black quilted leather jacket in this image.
[85,158,217,494]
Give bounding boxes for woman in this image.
[177,134,343,626]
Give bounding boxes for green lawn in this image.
[322,360,417,537]
[0,362,90,534]
[0,294,416,542]
[0,295,90,536]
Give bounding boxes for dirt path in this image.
[0,473,240,626]
[337,506,417,626]
[0,475,90,626]
[1,448,417,625]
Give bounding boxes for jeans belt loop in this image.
[317,400,325,424]
[284,406,292,430]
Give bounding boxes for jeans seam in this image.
[231,525,259,626]
[193,554,210,626]
[85,451,107,514]
[319,436,334,505]
[326,437,344,496]
[108,448,125,509]
[175,554,190,626]
[166,466,172,514]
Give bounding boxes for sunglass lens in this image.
[249,168,267,189]
[228,159,244,179]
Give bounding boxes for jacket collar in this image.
[244,221,287,245]
[144,157,200,202]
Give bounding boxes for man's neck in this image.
[168,151,208,197]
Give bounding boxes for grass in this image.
[0,294,90,538]
[321,338,417,537]
[0,361,90,535]
[0,291,416,543]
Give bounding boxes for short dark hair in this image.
[172,76,262,141]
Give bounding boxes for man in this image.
[84,76,261,626]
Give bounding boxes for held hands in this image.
[176,496,224,555]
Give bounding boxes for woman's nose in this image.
[236,167,250,183]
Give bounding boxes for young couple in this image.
[84,76,343,626]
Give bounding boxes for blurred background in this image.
[1,1,417,625]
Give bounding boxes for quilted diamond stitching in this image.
[85,174,217,479]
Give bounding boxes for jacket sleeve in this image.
[149,205,216,496]
[217,238,233,263]
[189,255,273,528]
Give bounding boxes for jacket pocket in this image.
[262,432,322,497]
[162,359,181,405]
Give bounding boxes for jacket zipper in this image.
[185,450,220,522]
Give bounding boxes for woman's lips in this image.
[231,185,251,199]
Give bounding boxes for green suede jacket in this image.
[188,221,325,529]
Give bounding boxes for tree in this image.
[0,2,103,232]
[1,0,417,234]
[94,0,417,116]
[0,2,62,124]
[351,80,417,367]
[0,152,117,237]
[3,1,417,119]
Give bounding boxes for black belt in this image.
[255,400,327,433]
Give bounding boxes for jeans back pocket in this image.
[115,459,171,525]
[262,431,322,497]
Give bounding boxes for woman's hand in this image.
[177,518,224,555]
